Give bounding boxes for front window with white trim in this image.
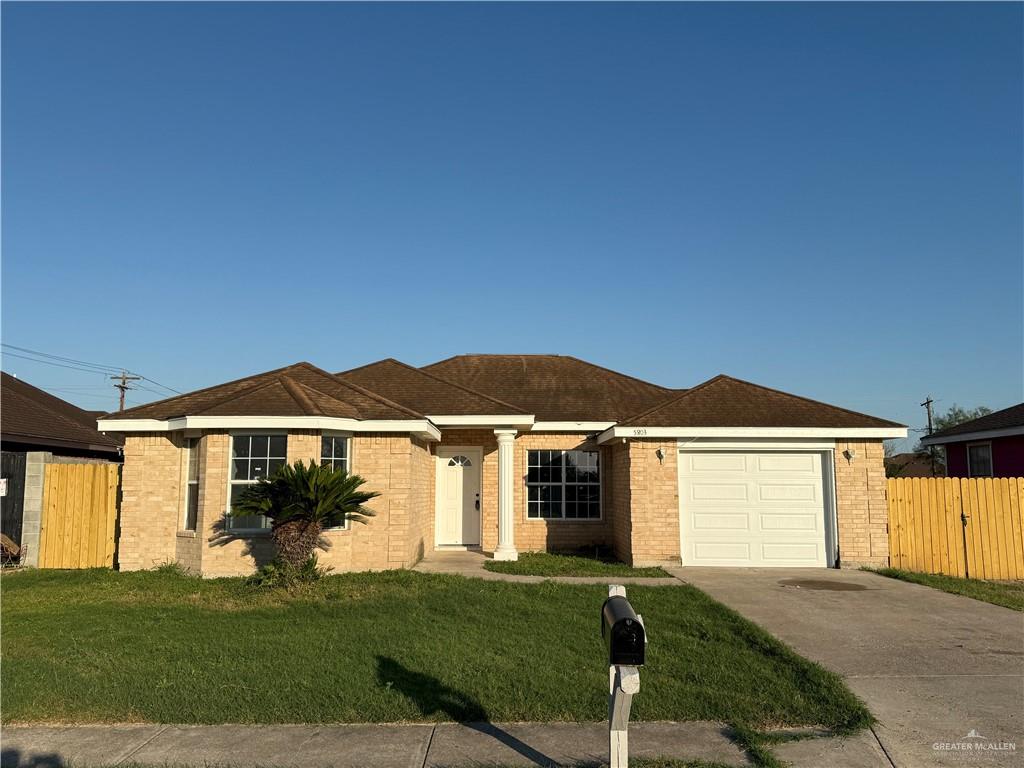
[527,449,601,519]
[228,434,287,531]
[967,443,993,478]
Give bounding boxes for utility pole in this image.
[921,396,936,474]
[111,370,141,412]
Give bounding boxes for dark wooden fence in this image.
[1,451,27,548]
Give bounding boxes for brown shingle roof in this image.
[623,374,904,428]
[926,402,1024,441]
[421,354,676,422]
[337,359,527,416]
[98,362,422,421]
[1,372,122,452]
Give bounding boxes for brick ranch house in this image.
[98,356,906,576]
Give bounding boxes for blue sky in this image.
[3,2,1021,447]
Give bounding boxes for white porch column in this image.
[493,429,519,561]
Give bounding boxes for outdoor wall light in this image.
[843,448,857,462]
[655,448,665,464]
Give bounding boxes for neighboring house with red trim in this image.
[98,356,905,575]
[920,403,1024,478]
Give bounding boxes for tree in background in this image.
[913,403,992,475]
[932,404,993,433]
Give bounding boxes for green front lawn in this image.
[870,567,1024,611]
[1,568,868,736]
[484,552,669,578]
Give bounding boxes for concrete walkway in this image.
[0,721,891,768]
[413,550,680,586]
[673,567,1024,768]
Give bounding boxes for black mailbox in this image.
[601,595,645,666]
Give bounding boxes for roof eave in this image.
[427,414,535,428]
[596,425,909,444]
[98,416,442,442]
[920,425,1024,446]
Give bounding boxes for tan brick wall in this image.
[513,433,611,554]
[408,437,434,565]
[287,431,320,464]
[604,440,633,563]
[119,434,184,571]
[626,440,681,566]
[834,439,889,568]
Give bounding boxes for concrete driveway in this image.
[674,567,1023,768]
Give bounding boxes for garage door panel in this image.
[693,512,749,530]
[761,542,821,562]
[758,483,818,502]
[680,450,828,568]
[693,541,751,562]
[690,483,749,501]
[757,454,818,473]
[688,453,747,472]
[759,513,819,530]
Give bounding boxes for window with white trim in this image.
[321,436,350,472]
[967,443,993,478]
[183,437,200,532]
[321,435,352,530]
[228,434,287,531]
[527,450,600,519]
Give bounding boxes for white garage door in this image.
[678,451,829,567]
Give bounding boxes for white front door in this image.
[435,447,482,547]
[678,450,829,567]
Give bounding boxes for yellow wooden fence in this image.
[38,463,119,569]
[887,477,1024,581]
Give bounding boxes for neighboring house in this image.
[1,372,123,560]
[99,356,905,576]
[1,372,123,458]
[920,402,1024,478]
[885,452,944,478]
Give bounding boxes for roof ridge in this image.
[375,358,528,414]
[99,361,309,420]
[618,374,729,423]
[423,354,675,394]
[190,377,286,416]
[562,356,674,393]
[294,362,425,419]
[280,376,322,416]
[334,358,403,377]
[711,374,906,427]
[621,373,905,427]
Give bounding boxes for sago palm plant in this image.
[230,460,379,569]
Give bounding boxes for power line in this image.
[2,344,182,395]
[1,343,123,373]
[1,351,114,375]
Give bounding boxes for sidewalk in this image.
[0,722,891,768]
[412,551,680,586]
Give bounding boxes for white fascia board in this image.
[920,425,1024,446]
[676,437,837,451]
[596,425,908,444]
[530,421,616,432]
[97,416,442,441]
[426,415,535,428]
